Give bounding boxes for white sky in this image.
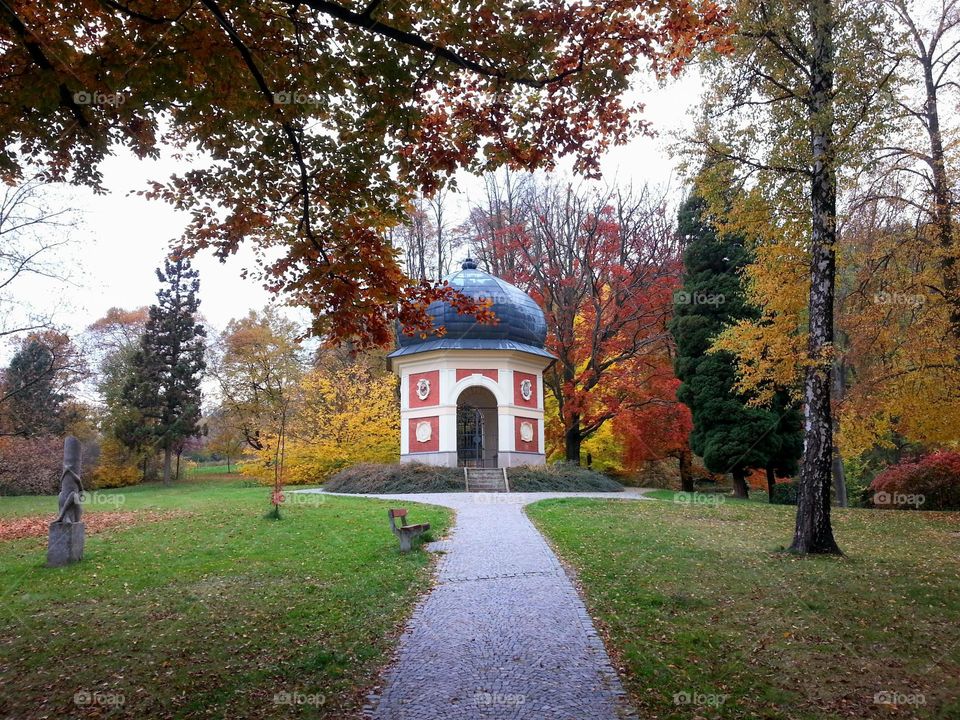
[7,72,701,356]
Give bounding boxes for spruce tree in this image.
[123,257,206,485]
[669,193,803,499]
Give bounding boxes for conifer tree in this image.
[123,257,206,485]
[669,193,803,499]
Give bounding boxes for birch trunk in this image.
[791,0,842,554]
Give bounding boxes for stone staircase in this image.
[464,467,510,493]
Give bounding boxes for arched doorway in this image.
[456,386,498,467]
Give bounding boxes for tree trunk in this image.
[921,54,960,340]
[162,447,173,487]
[564,414,582,464]
[175,450,182,482]
[226,454,232,474]
[679,449,694,493]
[791,0,841,554]
[142,455,148,482]
[766,464,776,503]
[732,469,749,499]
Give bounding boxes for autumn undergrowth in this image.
[527,498,960,720]
[0,479,452,719]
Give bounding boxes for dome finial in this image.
[462,257,478,270]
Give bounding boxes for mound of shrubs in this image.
[324,461,623,494]
[325,462,465,494]
[869,451,960,511]
[507,462,622,492]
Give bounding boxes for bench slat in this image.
[389,508,408,518]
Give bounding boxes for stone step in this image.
[465,467,508,493]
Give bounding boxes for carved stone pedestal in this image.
[47,521,85,567]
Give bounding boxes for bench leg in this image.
[399,533,413,552]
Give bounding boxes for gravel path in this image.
[298,489,649,719]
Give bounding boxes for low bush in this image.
[769,481,798,505]
[507,462,622,492]
[325,461,624,494]
[325,463,465,493]
[869,451,960,511]
[89,437,141,489]
[0,435,62,495]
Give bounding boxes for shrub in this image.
[325,461,624,494]
[89,437,141,489]
[0,435,62,495]
[770,482,798,505]
[869,451,960,511]
[325,462,464,493]
[507,462,622,492]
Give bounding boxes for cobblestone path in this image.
[305,490,648,720]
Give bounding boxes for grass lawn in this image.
[527,495,960,719]
[644,489,770,504]
[0,478,451,719]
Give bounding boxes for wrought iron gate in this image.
[456,404,485,467]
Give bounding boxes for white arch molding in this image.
[448,374,505,407]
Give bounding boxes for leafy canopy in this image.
[1,0,731,345]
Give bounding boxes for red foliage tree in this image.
[470,178,686,464]
[614,371,694,489]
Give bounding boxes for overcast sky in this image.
[7,72,701,356]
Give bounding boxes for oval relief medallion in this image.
[519,421,534,443]
[415,420,433,443]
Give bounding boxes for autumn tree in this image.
[123,257,206,486]
[204,409,246,473]
[690,0,895,552]
[0,331,84,437]
[208,307,304,452]
[612,372,694,490]
[464,169,534,279]
[669,192,803,499]
[246,352,399,484]
[879,0,960,340]
[87,307,152,475]
[0,0,730,347]
[472,177,682,464]
[824,0,960,456]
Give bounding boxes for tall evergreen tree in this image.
[123,258,206,485]
[669,193,803,499]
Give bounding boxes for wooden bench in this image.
[387,508,430,552]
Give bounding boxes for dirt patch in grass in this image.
[0,510,185,541]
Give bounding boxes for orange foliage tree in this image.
[1,0,730,346]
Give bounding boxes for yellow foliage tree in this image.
[243,362,399,485]
[90,436,141,489]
